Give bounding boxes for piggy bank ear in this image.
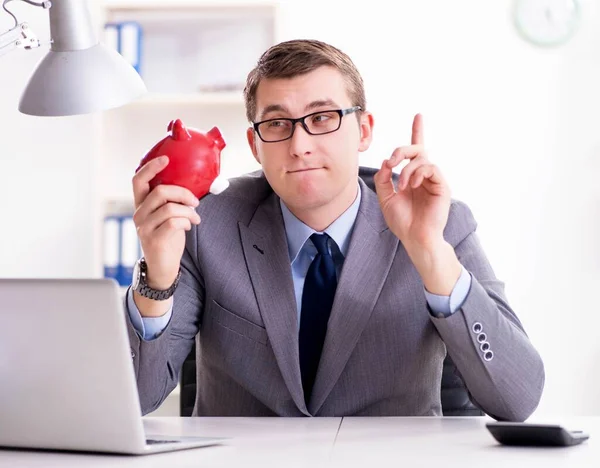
[207,127,226,151]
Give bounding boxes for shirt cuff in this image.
[126,287,173,340]
[424,265,472,318]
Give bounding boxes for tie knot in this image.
[310,233,331,256]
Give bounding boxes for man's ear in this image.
[246,127,260,164]
[358,111,374,152]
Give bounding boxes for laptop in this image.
[0,278,224,455]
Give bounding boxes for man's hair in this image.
[243,39,366,123]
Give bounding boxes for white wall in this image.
[1,0,598,417]
[275,0,600,418]
[0,2,98,278]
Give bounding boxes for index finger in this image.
[411,113,424,146]
[132,156,169,208]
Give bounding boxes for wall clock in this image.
[513,0,582,47]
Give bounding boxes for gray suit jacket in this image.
[126,167,544,420]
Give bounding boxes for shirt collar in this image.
[280,183,362,264]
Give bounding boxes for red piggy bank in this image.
[137,119,230,199]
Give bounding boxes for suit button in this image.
[477,332,487,343]
[480,341,491,352]
[131,351,135,359]
[472,322,483,333]
[484,350,494,361]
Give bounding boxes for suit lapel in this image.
[309,179,399,414]
[238,192,309,415]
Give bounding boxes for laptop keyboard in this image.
[146,439,182,445]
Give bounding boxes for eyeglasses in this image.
[252,106,362,143]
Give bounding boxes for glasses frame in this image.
[252,106,362,143]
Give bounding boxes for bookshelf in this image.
[93,0,278,279]
[93,0,279,416]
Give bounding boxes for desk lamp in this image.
[0,0,146,116]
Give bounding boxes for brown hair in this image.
[243,39,366,122]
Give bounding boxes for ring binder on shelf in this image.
[102,215,120,283]
[103,21,143,75]
[119,215,141,287]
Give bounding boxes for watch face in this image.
[513,0,581,47]
[132,260,141,290]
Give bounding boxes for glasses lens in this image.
[257,119,293,142]
[305,111,341,135]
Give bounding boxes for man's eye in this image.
[268,120,288,128]
[313,114,330,123]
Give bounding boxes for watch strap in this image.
[134,260,181,301]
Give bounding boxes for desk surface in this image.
[0,416,598,467]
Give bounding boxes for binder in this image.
[103,21,143,75]
[103,22,120,52]
[119,215,141,287]
[102,216,120,282]
[119,22,143,75]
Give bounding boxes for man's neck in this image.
[286,182,359,232]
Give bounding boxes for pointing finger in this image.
[411,113,424,146]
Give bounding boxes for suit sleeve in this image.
[125,225,204,415]
[430,201,545,422]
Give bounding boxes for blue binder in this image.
[103,214,142,287]
[102,215,121,283]
[118,215,141,287]
[104,21,143,75]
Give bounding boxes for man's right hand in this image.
[131,156,201,317]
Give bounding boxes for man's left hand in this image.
[374,113,450,250]
[374,114,461,296]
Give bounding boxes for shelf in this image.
[127,91,245,107]
[94,0,278,278]
[103,0,278,11]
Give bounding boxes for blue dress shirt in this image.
[127,184,472,340]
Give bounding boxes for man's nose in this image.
[289,121,313,157]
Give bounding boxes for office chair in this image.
[440,354,484,416]
[180,343,198,417]
[179,343,482,417]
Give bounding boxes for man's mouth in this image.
[288,168,323,174]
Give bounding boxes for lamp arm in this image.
[0,0,51,57]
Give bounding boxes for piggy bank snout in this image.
[209,175,229,195]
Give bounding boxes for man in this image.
[126,39,544,420]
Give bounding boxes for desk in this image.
[0,416,597,467]
[332,416,599,467]
[0,417,341,468]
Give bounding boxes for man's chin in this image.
[283,191,332,212]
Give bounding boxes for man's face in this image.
[247,66,373,214]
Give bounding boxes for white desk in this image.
[0,416,597,467]
[332,416,599,467]
[0,417,341,468]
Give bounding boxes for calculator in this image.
[486,422,590,447]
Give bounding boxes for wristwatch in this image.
[132,257,181,301]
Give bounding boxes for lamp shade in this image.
[19,43,147,117]
[17,0,147,117]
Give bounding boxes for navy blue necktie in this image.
[299,233,338,404]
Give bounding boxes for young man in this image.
[127,39,544,420]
